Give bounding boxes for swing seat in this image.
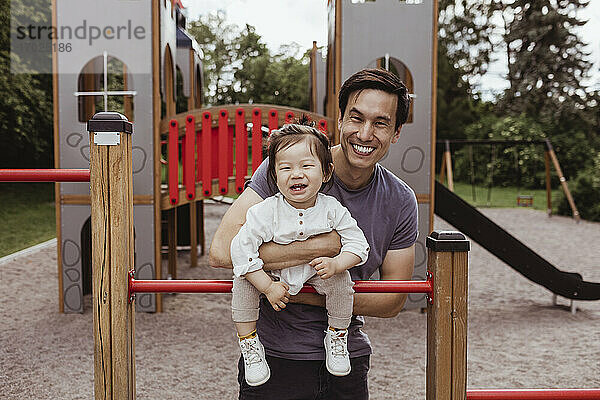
[517,195,533,207]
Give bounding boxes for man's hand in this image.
[310,257,344,279]
[263,281,290,311]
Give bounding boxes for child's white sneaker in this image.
[239,335,271,386]
[324,328,351,376]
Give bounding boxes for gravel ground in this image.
[1,204,599,399]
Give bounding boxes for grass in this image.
[448,180,563,212]
[0,183,56,257]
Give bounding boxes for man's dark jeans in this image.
[238,354,370,400]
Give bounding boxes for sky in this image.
[183,0,600,96]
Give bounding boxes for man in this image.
[209,68,418,399]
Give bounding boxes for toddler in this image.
[231,123,369,386]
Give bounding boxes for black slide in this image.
[434,181,600,300]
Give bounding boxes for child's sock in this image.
[238,329,257,341]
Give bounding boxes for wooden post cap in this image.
[426,231,470,252]
[87,112,133,134]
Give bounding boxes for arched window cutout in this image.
[163,45,176,118]
[76,52,136,123]
[175,66,187,114]
[366,55,414,124]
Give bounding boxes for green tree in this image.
[497,0,595,125]
[436,40,489,141]
[438,0,497,84]
[188,12,309,109]
[0,0,53,168]
[494,0,599,181]
[187,11,241,105]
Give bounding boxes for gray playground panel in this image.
[56,0,159,312]
[341,0,435,309]
[315,49,327,116]
[60,205,89,313]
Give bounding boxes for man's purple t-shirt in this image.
[245,157,418,360]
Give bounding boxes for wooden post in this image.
[88,112,135,400]
[310,41,318,112]
[545,140,580,222]
[544,150,552,216]
[440,140,454,192]
[426,231,470,400]
[197,200,205,255]
[189,202,198,267]
[439,152,446,186]
[167,208,177,279]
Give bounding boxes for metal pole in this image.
[129,278,433,296]
[467,388,600,399]
[0,169,90,182]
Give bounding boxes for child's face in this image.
[274,139,327,209]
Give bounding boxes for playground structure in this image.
[435,140,600,312]
[437,139,580,220]
[50,0,439,313]
[3,0,600,394]
[3,112,599,398]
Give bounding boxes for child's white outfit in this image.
[231,192,369,381]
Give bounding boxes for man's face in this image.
[338,89,402,171]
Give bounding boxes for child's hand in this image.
[263,281,290,311]
[310,257,343,279]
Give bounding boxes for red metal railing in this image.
[251,108,262,172]
[218,109,229,195]
[201,112,212,197]
[129,277,433,295]
[268,109,278,134]
[235,108,247,194]
[168,120,179,205]
[164,107,333,206]
[0,169,90,182]
[184,115,195,201]
[467,388,600,399]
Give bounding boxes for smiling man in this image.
[209,68,418,400]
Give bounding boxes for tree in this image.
[188,12,309,109]
[0,0,53,168]
[187,11,243,105]
[438,0,498,88]
[497,0,595,125]
[436,0,502,144]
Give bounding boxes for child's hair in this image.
[266,120,333,192]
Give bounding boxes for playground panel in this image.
[333,0,437,308]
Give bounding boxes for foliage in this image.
[492,0,599,180]
[496,0,594,120]
[436,0,500,143]
[438,0,599,209]
[452,114,548,188]
[188,11,309,109]
[436,40,486,141]
[557,152,600,222]
[438,0,497,84]
[0,0,53,168]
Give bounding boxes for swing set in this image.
[437,139,580,221]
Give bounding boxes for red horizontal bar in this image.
[467,389,600,399]
[0,169,90,182]
[130,279,432,294]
